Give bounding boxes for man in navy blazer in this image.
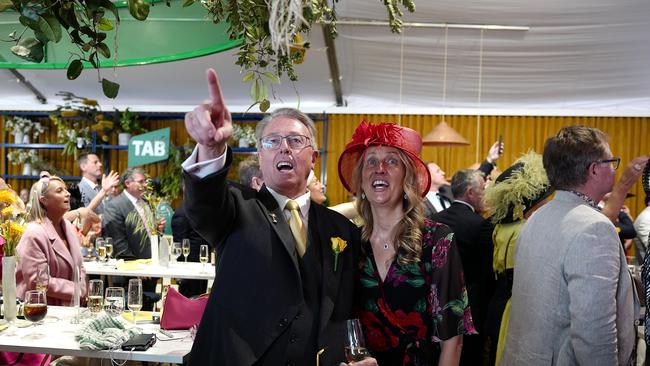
[181,69,376,366]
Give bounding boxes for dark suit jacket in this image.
[184,148,361,366]
[102,192,150,260]
[431,201,495,330]
[424,184,454,218]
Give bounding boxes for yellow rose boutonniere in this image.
[331,237,347,272]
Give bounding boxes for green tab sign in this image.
[128,128,170,167]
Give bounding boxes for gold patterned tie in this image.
[285,199,307,257]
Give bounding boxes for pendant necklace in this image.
[383,242,390,250]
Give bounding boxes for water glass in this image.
[104,287,125,317]
[88,279,104,314]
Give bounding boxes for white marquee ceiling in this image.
[2,0,650,116]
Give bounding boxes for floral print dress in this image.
[355,219,476,366]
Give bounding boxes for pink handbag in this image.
[160,287,209,330]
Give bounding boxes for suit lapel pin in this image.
[269,213,278,223]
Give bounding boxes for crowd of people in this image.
[1,67,649,366]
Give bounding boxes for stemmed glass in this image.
[104,287,125,317]
[104,237,113,262]
[35,263,49,293]
[345,319,369,362]
[87,279,104,315]
[172,242,182,263]
[199,245,209,273]
[127,279,143,324]
[182,239,190,262]
[24,290,48,325]
[96,237,106,263]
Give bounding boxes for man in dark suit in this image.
[181,69,376,366]
[431,169,495,366]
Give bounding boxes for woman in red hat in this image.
[338,121,475,366]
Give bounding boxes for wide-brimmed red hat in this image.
[338,121,431,197]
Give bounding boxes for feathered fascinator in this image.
[485,151,553,224]
[338,121,431,197]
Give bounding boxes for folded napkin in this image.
[75,314,141,350]
[117,259,152,271]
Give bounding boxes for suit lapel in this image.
[257,186,301,276]
[310,205,344,334]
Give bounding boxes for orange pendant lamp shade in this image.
[422,121,470,146]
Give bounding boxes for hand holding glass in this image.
[127,279,143,323]
[345,319,369,362]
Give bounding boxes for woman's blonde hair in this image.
[352,149,425,265]
[27,176,65,223]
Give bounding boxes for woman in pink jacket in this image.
[16,176,87,305]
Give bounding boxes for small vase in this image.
[22,135,30,144]
[158,236,169,267]
[13,132,23,144]
[118,133,131,146]
[22,163,32,176]
[150,235,159,266]
[2,256,17,321]
[31,167,39,176]
[76,137,85,149]
[238,138,249,148]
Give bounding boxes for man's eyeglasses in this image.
[594,157,621,170]
[259,134,312,151]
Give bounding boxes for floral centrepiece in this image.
[5,116,45,140]
[330,237,347,271]
[0,188,26,257]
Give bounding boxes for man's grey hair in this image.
[451,169,483,199]
[255,108,318,150]
[121,167,146,187]
[238,157,263,188]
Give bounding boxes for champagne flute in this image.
[199,245,209,273]
[345,319,369,362]
[87,279,104,314]
[104,287,125,317]
[127,279,143,324]
[104,237,113,261]
[172,242,182,263]
[35,263,49,293]
[24,290,48,325]
[182,239,190,262]
[96,237,106,263]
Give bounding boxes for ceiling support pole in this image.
[9,69,47,104]
[321,24,345,107]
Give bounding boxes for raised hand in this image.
[101,170,120,193]
[487,140,504,163]
[185,69,233,162]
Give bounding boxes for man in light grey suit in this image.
[77,152,119,214]
[503,126,639,365]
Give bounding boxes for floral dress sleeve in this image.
[424,219,477,341]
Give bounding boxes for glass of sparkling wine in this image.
[199,245,209,273]
[24,290,47,325]
[182,239,191,262]
[87,279,104,314]
[104,287,125,317]
[128,279,143,324]
[345,319,369,362]
[35,263,49,293]
[104,237,113,261]
[96,237,106,263]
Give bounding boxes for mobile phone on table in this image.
[121,333,156,351]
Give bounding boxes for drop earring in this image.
[403,192,407,199]
[361,192,366,200]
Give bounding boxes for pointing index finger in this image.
[206,68,226,109]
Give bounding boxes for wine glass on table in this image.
[199,245,209,273]
[35,263,49,293]
[182,239,190,263]
[127,279,143,324]
[104,237,114,262]
[96,237,106,263]
[24,290,48,326]
[104,287,125,317]
[345,319,370,363]
[87,279,104,315]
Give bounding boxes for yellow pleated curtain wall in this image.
[1,114,648,217]
[326,114,649,217]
